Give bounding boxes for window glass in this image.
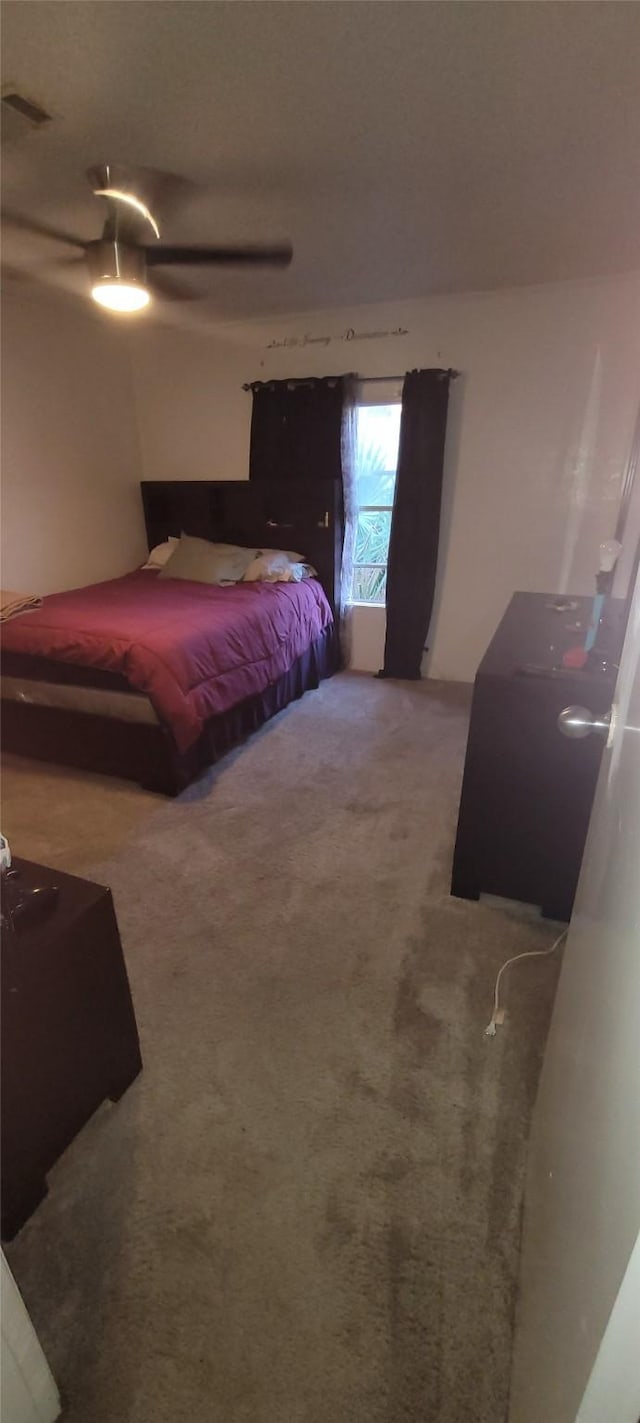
[351,402,401,605]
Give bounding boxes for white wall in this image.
[1,1252,60,1423]
[1,289,146,594]
[129,274,640,680]
[128,323,251,486]
[576,1234,640,1423]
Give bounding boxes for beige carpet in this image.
[2,673,562,1423]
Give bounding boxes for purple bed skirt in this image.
[172,623,339,791]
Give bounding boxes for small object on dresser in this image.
[11,881,60,930]
[2,858,59,936]
[561,538,622,669]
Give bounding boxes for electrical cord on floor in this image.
[483,927,568,1038]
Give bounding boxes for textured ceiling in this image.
[2,0,640,322]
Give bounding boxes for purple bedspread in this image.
[1,571,334,751]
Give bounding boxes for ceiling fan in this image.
[2,164,293,313]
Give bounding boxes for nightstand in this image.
[1,858,142,1239]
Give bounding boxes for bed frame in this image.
[1,479,343,795]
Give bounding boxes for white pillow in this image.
[243,552,296,583]
[288,562,317,582]
[274,548,304,563]
[142,537,179,570]
[243,551,317,583]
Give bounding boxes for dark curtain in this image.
[339,375,358,658]
[248,376,346,482]
[379,368,452,680]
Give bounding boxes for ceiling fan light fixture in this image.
[92,187,161,240]
[91,279,150,313]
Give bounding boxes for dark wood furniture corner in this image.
[451,592,625,922]
[1,858,142,1240]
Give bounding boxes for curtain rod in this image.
[360,371,459,382]
[242,369,459,390]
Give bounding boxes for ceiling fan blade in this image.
[1,211,86,249]
[51,254,87,269]
[147,270,201,302]
[1,263,35,285]
[145,242,293,268]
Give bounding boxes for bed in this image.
[1,479,342,794]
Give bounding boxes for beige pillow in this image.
[142,537,179,570]
[159,534,259,585]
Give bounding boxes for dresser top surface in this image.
[479,591,625,684]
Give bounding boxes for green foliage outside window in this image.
[351,403,400,603]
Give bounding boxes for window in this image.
[351,396,401,604]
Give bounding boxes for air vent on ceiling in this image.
[1,88,52,145]
[2,90,52,126]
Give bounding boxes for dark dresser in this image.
[1,858,142,1239]
[451,592,625,922]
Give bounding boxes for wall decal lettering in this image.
[266,325,409,351]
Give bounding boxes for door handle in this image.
[557,705,612,740]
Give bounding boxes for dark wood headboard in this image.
[140,479,343,614]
